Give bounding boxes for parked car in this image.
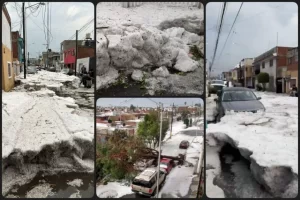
[131,167,166,196]
[27,66,37,74]
[159,158,174,174]
[48,66,56,72]
[179,140,190,149]
[214,87,265,122]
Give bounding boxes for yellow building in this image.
[2,5,14,91]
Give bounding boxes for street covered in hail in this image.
[96,99,204,198]
[206,91,298,198]
[2,70,94,198]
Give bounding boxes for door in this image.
[276,78,283,93]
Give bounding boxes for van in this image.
[131,167,166,196]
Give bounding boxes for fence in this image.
[99,2,202,8]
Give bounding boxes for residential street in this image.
[206,91,298,198]
[96,117,204,198]
[2,70,94,198]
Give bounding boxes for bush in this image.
[257,72,269,91]
[108,119,112,123]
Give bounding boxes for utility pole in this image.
[169,103,174,139]
[22,3,26,79]
[75,30,78,76]
[156,102,163,198]
[28,52,29,65]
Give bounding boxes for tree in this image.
[137,111,169,148]
[96,130,146,180]
[108,119,112,123]
[184,118,189,128]
[181,110,190,120]
[130,104,136,112]
[257,72,270,91]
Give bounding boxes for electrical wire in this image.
[210,2,227,72]
[217,2,244,63]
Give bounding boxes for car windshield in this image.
[213,85,224,91]
[211,80,224,85]
[222,90,257,102]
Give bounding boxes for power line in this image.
[210,2,227,73]
[217,2,244,63]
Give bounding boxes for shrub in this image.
[257,72,269,91]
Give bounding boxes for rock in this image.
[174,49,199,72]
[152,66,169,77]
[131,70,144,82]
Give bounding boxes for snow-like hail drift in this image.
[96,2,204,96]
[2,72,94,196]
[207,92,298,198]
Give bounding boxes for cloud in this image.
[206,2,298,75]
[66,5,80,18]
[6,2,94,58]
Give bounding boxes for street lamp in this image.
[23,2,45,79]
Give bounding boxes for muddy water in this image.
[6,172,94,198]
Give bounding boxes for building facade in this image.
[11,31,24,77]
[2,6,14,92]
[240,58,254,88]
[253,46,290,92]
[285,47,298,93]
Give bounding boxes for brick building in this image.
[285,47,298,93]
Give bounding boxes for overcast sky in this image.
[6,2,94,58]
[97,98,203,107]
[206,2,298,76]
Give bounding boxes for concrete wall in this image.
[2,8,14,92]
[260,58,277,91]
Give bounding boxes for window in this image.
[270,59,273,67]
[8,62,12,78]
[262,62,265,69]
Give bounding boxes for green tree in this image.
[130,104,136,111]
[96,130,146,180]
[184,118,189,128]
[257,72,270,91]
[137,111,169,148]
[108,119,112,123]
[181,110,190,120]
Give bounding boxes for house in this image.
[60,38,95,70]
[2,5,14,92]
[240,58,254,88]
[253,46,291,93]
[285,47,298,93]
[42,51,60,68]
[11,31,24,77]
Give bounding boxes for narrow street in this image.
[97,117,204,198]
[2,70,94,198]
